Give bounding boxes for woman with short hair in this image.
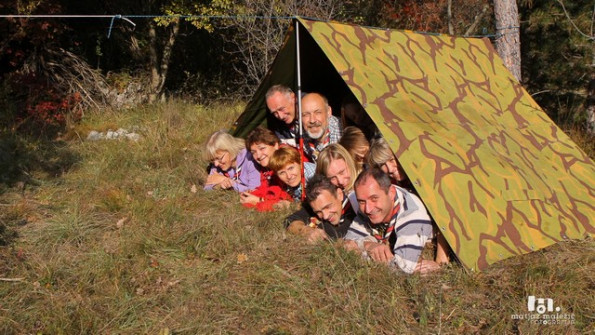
[268,146,316,201]
[204,130,261,192]
[240,127,292,211]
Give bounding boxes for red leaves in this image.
[25,90,83,128]
[382,0,451,32]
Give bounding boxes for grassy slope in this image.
[0,101,593,334]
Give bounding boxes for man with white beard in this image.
[301,93,342,161]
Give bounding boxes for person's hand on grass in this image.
[219,177,234,189]
[305,227,329,244]
[364,242,393,263]
[273,200,291,210]
[240,192,260,205]
[206,174,227,186]
[415,260,442,274]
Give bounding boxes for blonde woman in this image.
[204,130,261,192]
[316,143,361,193]
[339,126,370,170]
[316,143,361,212]
[366,137,413,192]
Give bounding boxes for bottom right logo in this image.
[510,296,575,325]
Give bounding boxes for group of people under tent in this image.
[203,84,450,275]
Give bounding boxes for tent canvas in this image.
[231,17,595,271]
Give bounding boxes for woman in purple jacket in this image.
[204,130,261,192]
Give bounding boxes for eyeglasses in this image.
[212,152,228,164]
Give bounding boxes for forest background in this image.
[1,0,594,139]
[0,0,594,333]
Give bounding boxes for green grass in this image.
[0,100,593,334]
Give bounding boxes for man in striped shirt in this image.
[345,168,441,274]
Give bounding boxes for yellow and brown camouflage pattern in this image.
[298,18,594,271]
[233,18,594,271]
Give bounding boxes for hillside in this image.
[0,101,593,334]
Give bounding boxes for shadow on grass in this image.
[0,131,80,192]
[0,221,19,246]
[0,130,80,246]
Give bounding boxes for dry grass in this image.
[0,100,593,334]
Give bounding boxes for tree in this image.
[340,0,492,35]
[147,17,180,103]
[147,0,234,102]
[216,0,493,97]
[520,0,594,131]
[553,0,594,133]
[85,0,233,103]
[0,1,106,133]
[216,0,342,97]
[493,0,521,81]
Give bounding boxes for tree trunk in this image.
[148,23,160,103]
[493,0,521,82]
[587,77,595,134]
[148,20,180,103]
[447,0,454,35]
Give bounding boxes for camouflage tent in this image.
[232,18,595,271]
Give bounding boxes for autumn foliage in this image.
[25,89,83,128]
[384,0,448,32]
[0,1,81,134]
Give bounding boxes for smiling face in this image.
[211,150,234,171]
[249,142,279,168]
[355,177,396,224]
[380,157,404,182]
[302,93,331,139]
[325,158,352,190]
[266,91,296,125]
[276,162,301,187]
[309,189,344,226]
